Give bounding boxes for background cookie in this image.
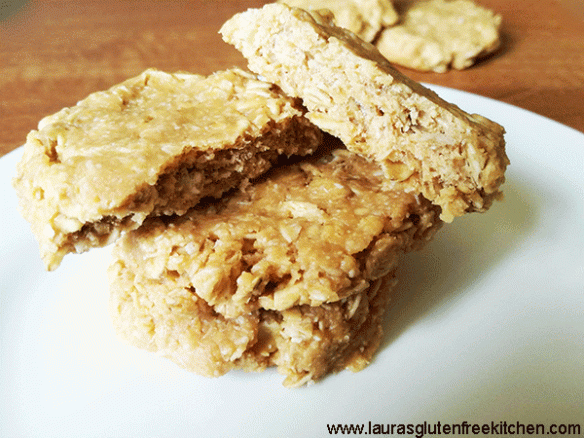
[277,0,398,42]
[376,0,502,72]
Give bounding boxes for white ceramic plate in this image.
[1,86,583,438]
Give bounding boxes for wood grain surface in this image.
[1,0,583,157]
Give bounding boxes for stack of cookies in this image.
[13,4,508,387]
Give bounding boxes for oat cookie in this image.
[110,263,397,387]
[109,145,441,386]
[12,68,322,270]
[277,0,398,42]
[109,146,442,320]
[221,4,508,222]
[376,0,502,72]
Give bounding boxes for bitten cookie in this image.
[221,3,509,222]
[376,0,502,72]
[277,0,398,42]
[109,145,442,386]
[12,68,322,270]
[109,146,442,319]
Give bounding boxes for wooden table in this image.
[1,0,583,157]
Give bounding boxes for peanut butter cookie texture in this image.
[13,2,509,388]
[220,3,509,222]
[12,68,322,270]
[109,147,443,387]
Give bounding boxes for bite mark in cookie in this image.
[13,68,322,270]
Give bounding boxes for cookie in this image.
[110,264,397,387]
[376,0,502,72]
[277,0,398,42]
[109,146,442,386]
[109,146,442,319]
[220,3,508,222]
[12,68,322,270]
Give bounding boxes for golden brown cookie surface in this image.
[13,68,321,270]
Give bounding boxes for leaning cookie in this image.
[220,4,508,222]
[109,146,442,320]
[376,0,502,72]
[277,0,398,42]
[12,68,322,270]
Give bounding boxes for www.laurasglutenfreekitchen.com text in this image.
[326,420,582,436]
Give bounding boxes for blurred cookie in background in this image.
[376,0,502,72]
[278,0,398,42]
